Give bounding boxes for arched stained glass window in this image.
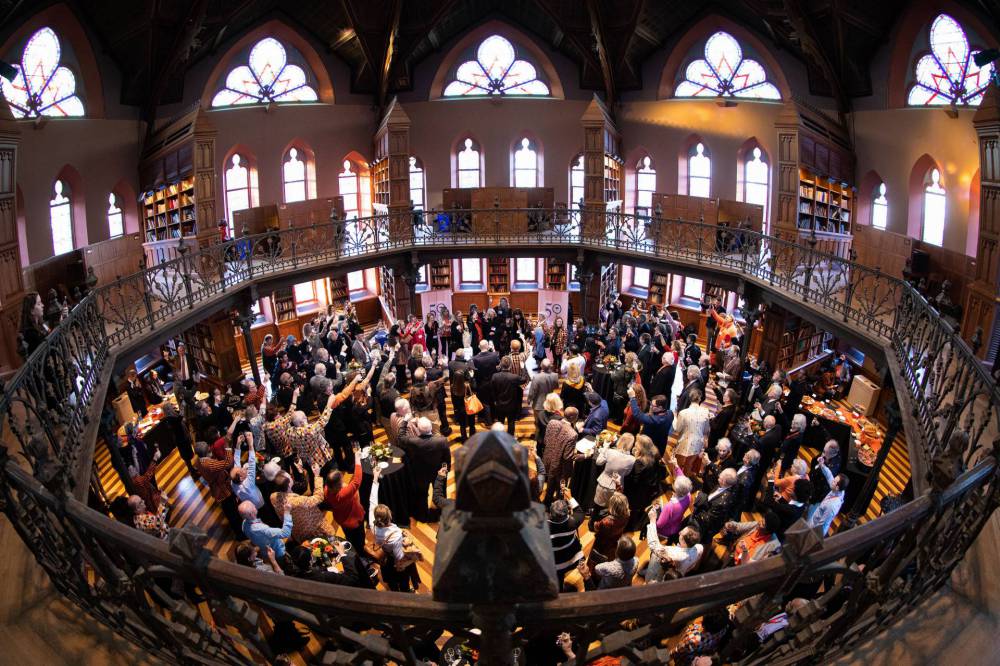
[513,138,538,187]
[282,148,306,203]
[872,183,888,229]
[636,156,656,217]
[339,160,360,219]
[922,169,946,246]
[50,180,73,255]
[211,37,318,107]
[457,138,482,188]
[743,147,769,222]
[689,143,711,197]
[409,157,425,210]
[570,155,584,210]
[224,154,251,235]
[907,14,994,106]
[1,27,84,118]
[443,35,550,97]
[674,31,781,100]
[107,192,124,238]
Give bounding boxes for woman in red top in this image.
[322,445,367,554]
[588,491,630,567]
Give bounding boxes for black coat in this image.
[754,425,783,482]
[709,404,737,450]
[649,364,676,400]
[778,431,804,473]
[690,487,735,543]
[490,371,524,416]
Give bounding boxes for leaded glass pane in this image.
[674,30,781,101]
[443,35,550,97]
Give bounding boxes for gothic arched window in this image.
[1,27,84,118]
[211,37,318,107]
[443,35,550,97]
[674,31,781,100]
[907,14,993,106]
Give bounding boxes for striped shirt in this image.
[548,499,583,572]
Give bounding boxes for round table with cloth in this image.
[358,445,417,525]
[590,363,616,403]
[569,436,600,511]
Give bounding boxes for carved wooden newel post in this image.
[433,430,558,664]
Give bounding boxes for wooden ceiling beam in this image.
[144,0,209,127]
[586,0,616,108]
[339,0,381,85]
[531,0,604,89]
[783,0,850,116]
[378,0,403,110]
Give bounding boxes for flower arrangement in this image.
[301,537,338,569]
[370,440,393,463]
[595,430,618,449]
[254,451,266,466]
[602,354,620,365]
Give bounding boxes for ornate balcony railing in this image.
[0,209,996,665]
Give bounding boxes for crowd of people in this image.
[107,293,863,663]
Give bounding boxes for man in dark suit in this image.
[688,467,738,544]
[809,438,842,502]
[637,334,658,389]
[142,369,168,406]
[471,339,500,424]
[752,415,783,494]
[649,352,677,399]
[708,388,738,453]
[740,372,765,413]
[351,332,371,366]
[170,342,199,391]
[124,369,147,417]
[778,413,807,476]
[490,356,524,435]
[398,417,452,522]
[683,334,701,368]
[784,371,810,421]
[761,478,813,536]
[676,365,703,413]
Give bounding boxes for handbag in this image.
[464,392,484,415]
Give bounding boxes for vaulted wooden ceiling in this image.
[3,0,1000,119]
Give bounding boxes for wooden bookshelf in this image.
[599,263,619,313]
[488,257,510,294]
[430,259,452,290]
[797,167,853,236]
[380,265,397,320]
[647,271,670,307]
[182,312,242,386]
[273,287,297,323]
[545,259,567,290]
[330,276,349,309]
[603,154,622,202]
[142,176,196,243]
[372,157,390,210]
[759,304,833,372]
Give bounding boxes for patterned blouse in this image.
[669,619,727,664]
[270,478,337,542]
[263,412,293,457]
[133,503,169,540]
[284,381,355,465]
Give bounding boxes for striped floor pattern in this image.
[95,373,911,587]
[92,363,911,662]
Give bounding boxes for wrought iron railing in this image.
[0,209,996,664]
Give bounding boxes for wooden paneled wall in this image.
[82,233,143,286]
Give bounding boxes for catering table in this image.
[569,436,600,511]
[358,445,417,525]
[116,395,179,470]
[590,363,616,404]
